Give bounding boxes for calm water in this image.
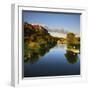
[24,44,80,77]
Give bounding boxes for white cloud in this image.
[49,32,66,38]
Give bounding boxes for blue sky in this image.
[22,11,80,35]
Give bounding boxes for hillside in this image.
[24,22,59,63]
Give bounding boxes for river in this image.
[24,44,80,77]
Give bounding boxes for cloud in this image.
[44,26,80,36]
[44,26,69,34]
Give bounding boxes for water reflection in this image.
[24,44,80,77]
[24,43,80,64]
[64,44,80,64]
[65,50,78,64]
[24,43,54,64]
[57,44,66,49]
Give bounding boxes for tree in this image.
[66,32,75,44]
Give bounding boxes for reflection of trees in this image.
[65,43,80,64]
[24,42,52,64]
[65,50,78,64]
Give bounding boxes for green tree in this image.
[66,32,75,44]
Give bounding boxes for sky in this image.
[22,11,80,37]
